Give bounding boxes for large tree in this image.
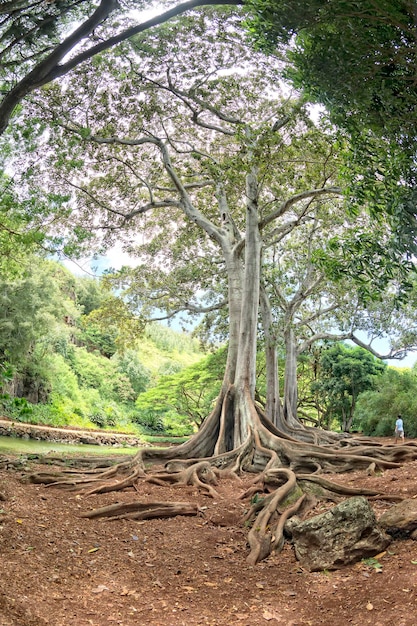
[22,13,417,565]
[311,343,386,433]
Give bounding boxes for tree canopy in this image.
[246,0,417,145]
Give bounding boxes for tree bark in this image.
[283,326,300,428]
[259,283,282,427]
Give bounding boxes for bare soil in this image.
[1,437,417,626]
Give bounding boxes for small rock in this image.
[379,499,417,532]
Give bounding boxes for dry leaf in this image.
[375,551,386,559]
[204,582,218,587]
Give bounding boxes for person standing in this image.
[395,415,405,443]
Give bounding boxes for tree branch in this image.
[0,0,243,135]
[259,187,342,230]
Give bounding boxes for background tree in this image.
[0,259,79,402]
[355,367,417,438]
[311,343,386,433]
[261,192,415,424]
[135,347,226,432]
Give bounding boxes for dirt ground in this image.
[1,438,417,626]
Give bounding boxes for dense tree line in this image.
[0,256,202,434]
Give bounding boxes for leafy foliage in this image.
[0,254,205,434]
[246,0,417,146]
[311,343,386,432]
[135,347,226,434]
[246,0,417,267]
[355,367,417,438]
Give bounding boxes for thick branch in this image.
[259,187,342,230]
[349,333,417,361]
[0,0,243,135]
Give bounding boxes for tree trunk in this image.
[259,283,282,427]
[232,165,262,447]
[283,326,300,428]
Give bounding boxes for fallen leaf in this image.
[374,551,386,559]
[204,582,218,587]
[182,586,195,592]
[87,547,100,553]
[16,519,23,524]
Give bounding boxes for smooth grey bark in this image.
[259,283,282,427]
[283,325,300,428]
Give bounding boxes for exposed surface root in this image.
[146,460,220,498]
[81,500,199,521]
[26,393,417,566]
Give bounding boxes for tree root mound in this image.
[26,396,417,566]
[27,437,412,565]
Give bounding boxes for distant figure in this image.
[395,415,405,443]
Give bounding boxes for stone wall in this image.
[0,420,144,447]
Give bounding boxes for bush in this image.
[130,408,165,433]
[88,401,124,429]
